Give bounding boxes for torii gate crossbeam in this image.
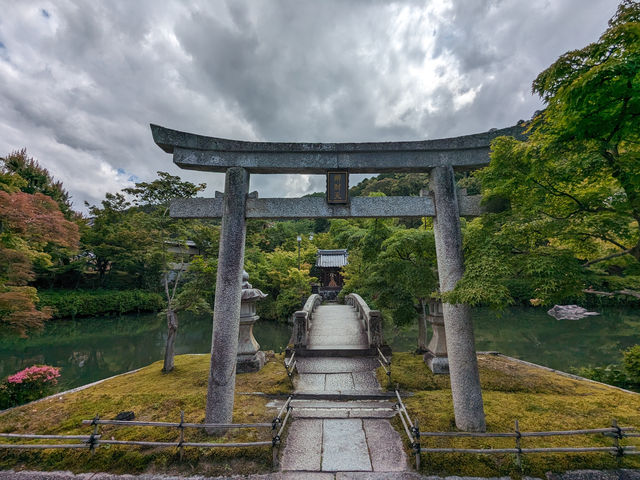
[151,123,526,433]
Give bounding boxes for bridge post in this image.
[205,167,250,429]
[430,165,486,432]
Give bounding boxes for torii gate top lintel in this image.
[150,123,526,174]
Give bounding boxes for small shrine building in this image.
[313,249,348,301]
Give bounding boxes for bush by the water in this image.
[574,345,640,391]
[0,365,60,409]
[38,289,164,319]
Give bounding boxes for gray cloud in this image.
[0,0,619,212]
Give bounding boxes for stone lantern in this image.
[423,299,449,374]
[237,270,268,373]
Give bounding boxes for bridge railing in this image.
[292,294,322,348]
[345,293,383,348]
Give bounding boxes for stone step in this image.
[292,408,396,419]
[295,357,379,374]
[290,399,396,418]
[294,348,378,357]
[295,371,381,391]
[290,390,398,400]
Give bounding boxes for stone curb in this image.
[480,352,640,396]
[2,469,640,480]
[0,354,212,416]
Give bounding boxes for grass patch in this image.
[0,353,291,476]
[380,352,640,477]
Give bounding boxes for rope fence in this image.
[394,389,638,471]
[0,395,294,468]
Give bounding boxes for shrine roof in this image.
[316,249,349,268]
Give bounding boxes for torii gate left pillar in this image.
[206,167,249,426]
[150,122,526,431]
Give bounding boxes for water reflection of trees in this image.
[6,307,634,389]
[386,307,640,371]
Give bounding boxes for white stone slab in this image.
[322,419,372,472]
[325,373,355,390]
[362,419,408,472]
[295,373,326,391]
[352,371,381,391]
[280,419,323,471]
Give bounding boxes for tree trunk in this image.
[163,308,178,373]
[417,298,428,353]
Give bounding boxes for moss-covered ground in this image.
[0,353,291,476]
[378,352,640,478]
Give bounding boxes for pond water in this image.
[0,306,638,391]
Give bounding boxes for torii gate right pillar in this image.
[431,165,486,432]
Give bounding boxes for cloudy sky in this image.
[0,1,619,213]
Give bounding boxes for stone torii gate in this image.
[151,123,525,432]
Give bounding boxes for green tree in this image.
[83,193,157,288]
[367,229,439,351]
[245,245,315,321]
[462,1,640,305]
[84,172,206,371]
[123,172,206,372]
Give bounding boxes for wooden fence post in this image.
[179,411,185,461]
[612,418,623,464]
[414,417,421,470]
[514,419,522,471]
[90,415,100,455]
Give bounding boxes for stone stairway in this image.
[279,305,408,474]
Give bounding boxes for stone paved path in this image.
[279,304,408,474]
[307,305,369,350]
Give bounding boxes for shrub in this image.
[1,365,61,408]
[623,345,640,384]
[38,289,165,319]
[573,365,630,389]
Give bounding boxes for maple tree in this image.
[0,156,80,335]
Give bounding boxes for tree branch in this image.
[583,249,633,266]
[584,288,640,299]
[531,179,587,210]
[576,232,629,251]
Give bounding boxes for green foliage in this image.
[349,172,429,197]
[460,2,640,307]
[245,245,316,321]
[369,229,438,324]
[623,345,640,384]
[574,364,631,389]
[246,219,315,252]
[38,289,164,319]
[172,255,216,315]
[123,171,206,208]
[573,344,640,391]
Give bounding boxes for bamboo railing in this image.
[0,396,294,468]
[394,389,638,470]
[284,351,297,387]
[377,347,392,388]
